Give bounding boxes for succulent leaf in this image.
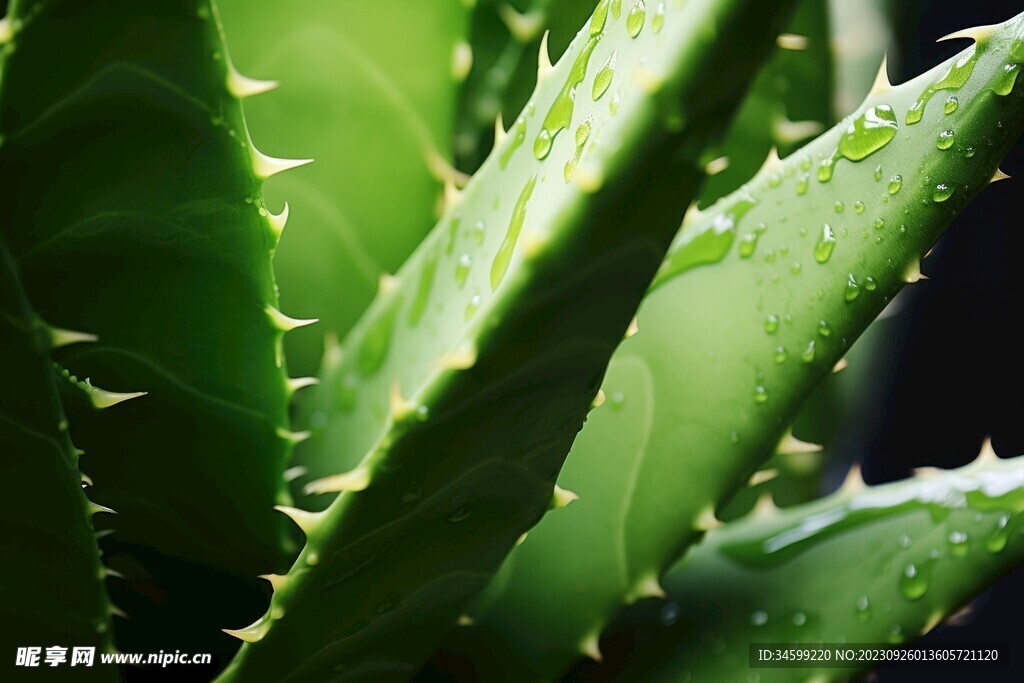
[0,0,301,661]
[598,451,1024,682]
[0,240,116,679]
[452,11,1024,679]
[217,0,472,376]
[219,0,798,679]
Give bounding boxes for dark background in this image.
[854,1,1023,681]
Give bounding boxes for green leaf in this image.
[455,11,1024,678]
[457,0,599,170]
[0,0,301,660]
[0,239,116,680]
[218,0,797,679]
[604,451,1024,682]
[698,0,834,205]
[218,0,472,376]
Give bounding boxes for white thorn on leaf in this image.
[267,202,290,240]
[273,505,325,535]
[227,67,278,99]
[695,505,723,531]
[869,54,892,95]
[425,147,470,188]
[681,200,703,226]
[757,147,783,176]
[276,427,311,446]
[937,24,998,43]
[443,179,463,211]
[832,358,849,374]
[912,466,944,479]
[551,485,579,509]
[287,376,319,394]
[516,532,529,546]
[223,615,271,643]
[260,574,288,592]
[922,610,945,635]
[704,156,730,176]
[81,472,94,487]
[625,317,640,339]
[498,4,545,43]
[494,113,507,146]
[976,437,999,465]
[990,168,1012,184]
[773,117,824,145]
[591,389,606,409]
[903,261,927,284]
[251,149,313,180]
[48,325,98,348]
[573,166,604,193]
[753,493,778,518]
[89,501,117,517]
[749,468,779,487]
[283,466,307,483]
[839,465,865,494]
[776,431,823,455]
[266,306,318,332]
[83,380,147,410]
[537,31,553,80]
[452,41,474,82]
[303,466,372,495]
[581,633,603,662]
[390,380,414,421]
[438,345,478,371]
[776,33,808,50]
[633,574,667,600]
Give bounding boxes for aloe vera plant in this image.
[450,12,1024,679]
[0,0,304,660]
[219,1,796,679]
[593,449,1024,682]
[0,241,116,679]
[217,0,471,376]
[2,1,1023,682]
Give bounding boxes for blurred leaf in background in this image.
[218,0,471,377]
